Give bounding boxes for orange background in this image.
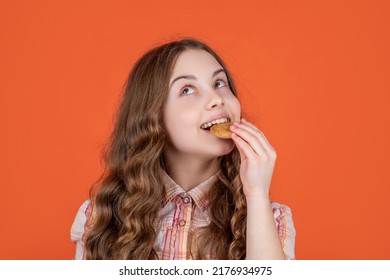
[1,0,389,259]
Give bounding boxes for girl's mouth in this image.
[200,117,231,130]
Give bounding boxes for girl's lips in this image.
[201,126,232,140]
[200,115,231,129]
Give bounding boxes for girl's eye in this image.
[215,79,228,88]
[180,85,195,96]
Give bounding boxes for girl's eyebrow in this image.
[169,69,225,88]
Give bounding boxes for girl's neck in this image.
[164,154,219,192]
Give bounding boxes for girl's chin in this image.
[206,141,235,156]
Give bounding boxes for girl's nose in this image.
[206,91,224,109]
[210,98,223,108]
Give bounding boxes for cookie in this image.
[210,122,233,139]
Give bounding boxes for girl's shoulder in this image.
[270,201,294,222]
[70,199,91,242]
[270,201,292,212]
[270,201,296,260]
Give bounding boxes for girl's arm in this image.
[230,118,286,259]
[246,195,285,259]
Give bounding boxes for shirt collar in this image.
[162,170,218,211]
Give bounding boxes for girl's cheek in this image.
[227,94,241,113]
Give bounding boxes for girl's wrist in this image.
[245,193,271,204]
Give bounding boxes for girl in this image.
[71,38,296,260]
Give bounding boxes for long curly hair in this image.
[84,38,247,259]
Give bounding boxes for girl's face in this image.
[163,49,241,160]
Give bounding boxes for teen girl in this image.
[71,38,296,260]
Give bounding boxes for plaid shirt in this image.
[71,171,296,259]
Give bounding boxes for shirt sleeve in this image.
[271,202,296,260]
[70,199,90,260]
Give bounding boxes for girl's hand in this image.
[230,118,277,198]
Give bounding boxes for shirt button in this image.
[178,220,186,227]
[182,196,190,204]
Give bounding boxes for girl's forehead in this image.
[172,49,223,75]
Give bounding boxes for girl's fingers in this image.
[230,124,268,156]
[237,119,276,153]
[241,118,261,133]
[231,132,254,160]
[231,133,247,161]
